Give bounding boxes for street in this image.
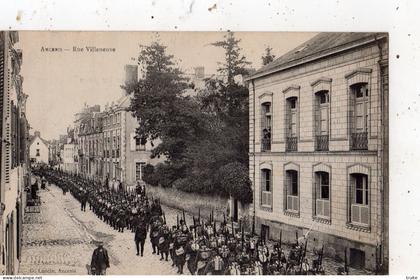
[18,183,182,275]
[18,181,372,275]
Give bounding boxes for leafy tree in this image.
[261,46,276,66]
[217,162,253,203]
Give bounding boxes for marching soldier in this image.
[134,220,148,256]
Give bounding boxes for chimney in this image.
[34,131,41,137]
[124,65,138,86]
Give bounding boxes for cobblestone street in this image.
[19,184,179,275]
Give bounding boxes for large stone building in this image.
[75,65,162,187]
[246,33,388,271]
[0,31,31,275]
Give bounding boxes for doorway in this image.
[260,224,270,243]
[349,248,365,269]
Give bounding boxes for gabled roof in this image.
[247,32,387,81]
[30,135,49,147]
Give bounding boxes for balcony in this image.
[261,138,271,152]
[286,137,297,152]
[315,135,329,151]
[351,132,368,150]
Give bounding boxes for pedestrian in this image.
[90,241,110,275]
[135,221,148,256]
[81,190,87,212]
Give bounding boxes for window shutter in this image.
[5,68,11,183]
[260,105,265,140]
[260,170,264,205]
[130,133,136,151]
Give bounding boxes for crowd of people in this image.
[33,166,342,276]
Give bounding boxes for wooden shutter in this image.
[320,106,328,135]
[130,132,136,151]
[4,68,11,183]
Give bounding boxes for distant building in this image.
[29,131,49,164]
[61,129,77,173]
[246,33,388,271]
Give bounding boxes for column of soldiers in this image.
[35,166,348,276]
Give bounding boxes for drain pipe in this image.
[251,79,256,235]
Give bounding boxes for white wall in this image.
[29,136,49,163]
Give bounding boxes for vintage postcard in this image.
[0,30,389,276]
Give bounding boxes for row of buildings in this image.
[59,65,162,187]
[246,33,388,271]
[0,31,31,275]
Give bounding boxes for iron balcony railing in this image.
[315,135,329,151]
[351,132,368,150]
[286,137,298,152]
[261,138,271,152]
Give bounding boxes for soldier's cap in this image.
[92,239,104,246]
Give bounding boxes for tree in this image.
[261,46,276,66]
[127,42,196,161]
[211,32,251,85]
[217,162,253,203]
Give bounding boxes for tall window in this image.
[135,138,146,151]
[350,83,369,150]
[315,171,330,218]
[36,149,40,157]
[315,91,329,151]
[260,169,272,208]
[135,162,145,181]
[261,102,272,152]
[286,97,298,151]
[116,130,120,158]
[350,173,369,226]
[286,170,299,212]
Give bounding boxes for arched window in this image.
[260,168,272,209]
[349,173,369,226]
[261,102,272,152]
[285,169,299,212]
[314,90,329,151]
[286,97,298,151]
[314,171,330,218]
[350,83,369,150]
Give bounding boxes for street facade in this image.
[247,32,388,271]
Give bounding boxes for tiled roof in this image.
[247,32,387,80]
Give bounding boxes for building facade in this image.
[74,65,163,187]
[247,33,388,271]
[0,31,30,275]
[29,131,49,164]
[77,106,103,179]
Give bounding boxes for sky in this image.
[17,31,316,140]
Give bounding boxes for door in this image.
[260,224,270,243]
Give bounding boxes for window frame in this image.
[284,164,300,215]
[259,165,273,211]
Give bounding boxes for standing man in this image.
[90,241,110,275]
[135,221,148,256]
[81,190,87,212]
